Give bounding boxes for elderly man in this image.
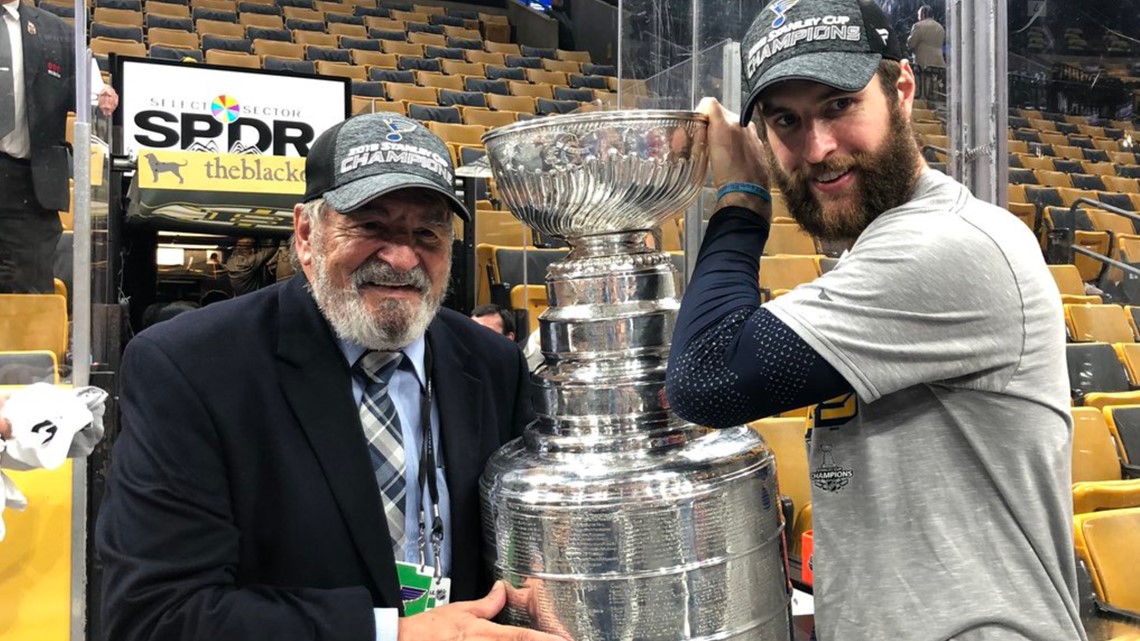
[665,0,1084,639]
[97,114,556,641]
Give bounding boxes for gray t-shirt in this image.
[767,169,1085,641]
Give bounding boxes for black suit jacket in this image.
[96,276,534,641]
[18,3,75,212]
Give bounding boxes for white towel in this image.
[0,384,108,542]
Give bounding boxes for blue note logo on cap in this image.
[768,0,801,28]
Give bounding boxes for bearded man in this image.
[665,0,1084,639]
[97,114,560,641]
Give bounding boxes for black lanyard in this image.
[416,340,444,575]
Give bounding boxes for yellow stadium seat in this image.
[759,255,821,298]
[1067,304,1135,344]
[510,284,547,337]
[463,108,517,128]
[352,50,398,69]
[1047,264,1102,305]
[765,223,818,256]
[1074,507,1140,615]
[205,49,260,69]
[509,81,554,99]
[484,41,521,56]
[487,93,536,114]
[293,31,338,48]
[0,294,68,361]
[749,417,812,558]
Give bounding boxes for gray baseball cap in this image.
[302,113,471,221]
[740,0,904,126]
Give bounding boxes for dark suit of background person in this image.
[96,274,535,640]
[0,0,74,293]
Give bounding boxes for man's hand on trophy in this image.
[397,581,570,641]
[696,97,771,219]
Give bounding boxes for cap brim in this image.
[740,51,883,126]
[324,172,472,221]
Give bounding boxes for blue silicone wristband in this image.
[716,182,772,203]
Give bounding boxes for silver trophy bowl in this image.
[480,110,791,641]
[481,110,709,239]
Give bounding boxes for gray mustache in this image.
[351,259,431,293]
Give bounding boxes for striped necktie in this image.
[356,350,407,557]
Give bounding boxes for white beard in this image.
[307,233,449,351]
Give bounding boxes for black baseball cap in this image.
[740,0,904,126]
[302,113,471,221]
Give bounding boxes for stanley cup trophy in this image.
[479,110,792,641]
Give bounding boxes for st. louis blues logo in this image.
[400,585,428,602]
[768,0,800,28]
[382,117,419,142]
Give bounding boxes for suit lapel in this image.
[427,318,484,600]
[19,8,41,99]
[274,276,404,612]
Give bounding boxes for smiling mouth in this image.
[813,167,853,184]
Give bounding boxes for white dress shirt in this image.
[0,0,106,159]
[0,0,29,158]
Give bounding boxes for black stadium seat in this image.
[505,55,543,69]
[407,22,446,34]
[582,63,616,76]
[1008,167,1038,185]
[247,26,292,42]
[537,98,579,116]
[1053,158,1083,174]
[150,45,202,61]
[263,57,315,74]
[486,66,525,81]
[306,47,352,62]
[326,13,364,25]
[355,5,389,17]
[146,14,193,30]
[351,81,387,98]
[370,29,407,41]
[201,34,252,53]
[438,89,487,108]
[520,45,557,59]
[398,57,442,72]
[465,78,509,95]
[1067,343,1131,400]
[369,68,415,83]
[554,87,593,102]
[408,104,461,123]
[430,14,466,26]
[192,7,238,22]
[1072,174,1107,191]
[286,17,324,31]
[341,37,381,51]
[238,2,281,14]
[91,23,143,41]
[447,37,484,50]
[425,46,466,60]
[569,73,607,89]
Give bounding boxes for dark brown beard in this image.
[762,101,920,242]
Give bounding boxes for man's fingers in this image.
[695,96,719,116]
[457,580,507,619]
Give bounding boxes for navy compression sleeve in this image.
[665,207,853,428]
